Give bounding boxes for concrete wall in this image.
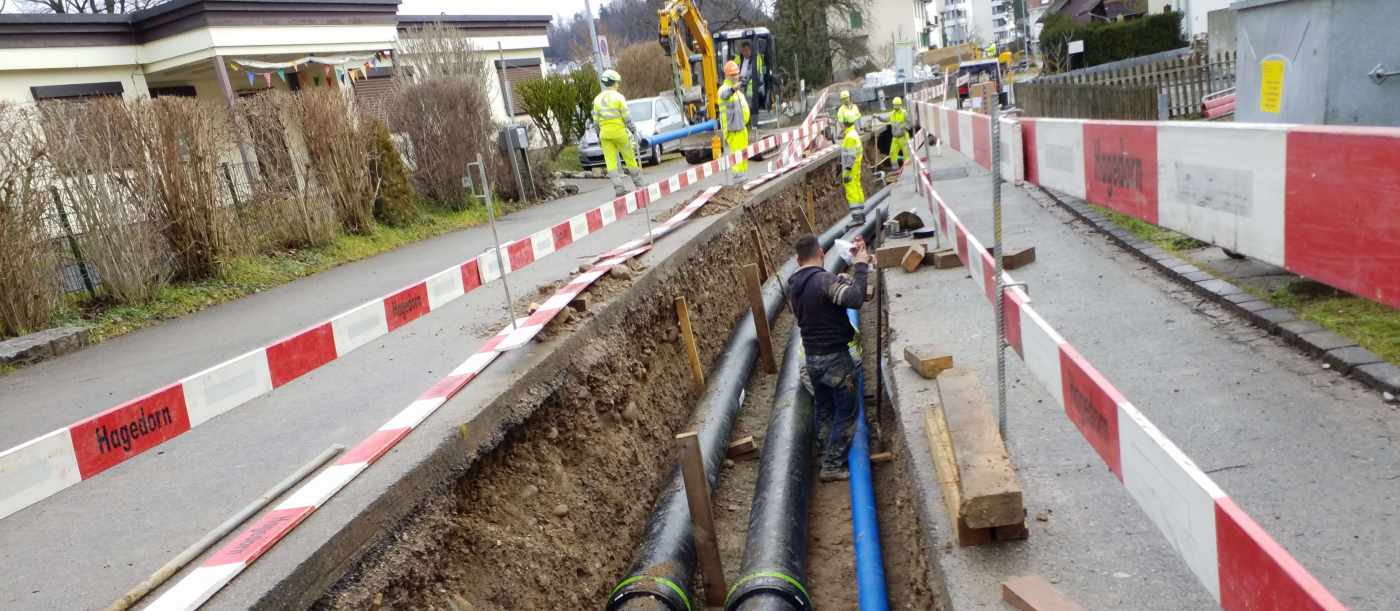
[1206,7,1236,56]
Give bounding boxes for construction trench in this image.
[311,140,940,610]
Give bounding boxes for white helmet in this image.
[601,69,621,87]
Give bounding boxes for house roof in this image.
[0,0,401,48]
[1042,0,1106,23]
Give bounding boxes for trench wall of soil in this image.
[314,156,857,610]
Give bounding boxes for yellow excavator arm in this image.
[658,0,721,159]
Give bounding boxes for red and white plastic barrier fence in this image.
[913,99,1400,311]
[908,151,1345,610]
[0,122,830,523]
[146,186,734,610]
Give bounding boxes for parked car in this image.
[579,95,687,169]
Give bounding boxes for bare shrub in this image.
[39,98,170,304]
[392,23,503,207]
[293,89,374,234]
[616,41,673,99]
[138,97,244,280]
[236,91,337,249]
[0,102,62,336]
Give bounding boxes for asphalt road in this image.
[885,152,1399,610]
[0,155,729,610]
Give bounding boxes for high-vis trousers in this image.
[845,175,865,227]
[726,129,749,178]
[889,135,909,168]
[601,133,643,195]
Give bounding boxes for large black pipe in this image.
[725,199,890,611]
[725,331,814,611]
[606,187,892,611]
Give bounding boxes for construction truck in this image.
[658,0,780,163]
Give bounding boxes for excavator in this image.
[657,0,777,163]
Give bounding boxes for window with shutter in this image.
[495,58,543,116]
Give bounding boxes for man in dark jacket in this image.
[787,234,872,481]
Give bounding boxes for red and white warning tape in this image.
[914,98,1400,310]
[0,123,829,523]
[908,151,1345,611]
[146,185,730,610]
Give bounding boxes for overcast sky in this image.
[398,0,577,18]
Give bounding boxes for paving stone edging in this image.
[0,325,90,367]
[1034,186,1400,397]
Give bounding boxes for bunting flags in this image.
[263,72,272,87]
[277,69,286,82]
[246,71,255,86]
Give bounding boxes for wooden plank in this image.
[988,245,1036,270]
[931,249,961,269]
[675,297,705,393]
[726,435,757,458]
[936,368,1024,529]
[1002,575,1085,611]
[743,264,777,374]
[904,343,954,379]
[870,451,894,463]
[676,432,726,606]
[876,244,916,269]
[749,226,772,281]
[923,402,968,544]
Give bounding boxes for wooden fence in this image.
[1015,82,1160,120]
[1036,51,1236,119]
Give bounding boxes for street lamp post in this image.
[583,0,606,76]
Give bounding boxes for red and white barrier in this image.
[915,99,1400,310]
[909,151,1345,610]
[0,122,831,523]
[145,184,741,610]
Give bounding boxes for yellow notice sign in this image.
[1260,58,1286,114]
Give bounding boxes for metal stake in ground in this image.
[467,153,519,330]
[497,42,529,204]
[988,87,1007,441]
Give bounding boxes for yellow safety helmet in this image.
[601,69,621,87]
[893,96,903,107]
[840,90,851,101]
[724,61,741,78]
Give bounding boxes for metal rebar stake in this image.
[989,93,1007,441]
[925,122,940,250]
[470,153,519,329]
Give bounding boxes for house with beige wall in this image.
[0,1,549,124]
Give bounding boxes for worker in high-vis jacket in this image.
[592,69,644,196]
[887,96,909,171]
[733,41,764,108]
[836,89,861,132]
[840,121,864,228]
[718,60,751,185]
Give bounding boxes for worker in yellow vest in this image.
[733,41,764,108]
[719,61,751,185]
[592,69,644,196]
[837,90,861,132]
[840,121,864,228]
[887,96,909,171]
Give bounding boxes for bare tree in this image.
[15,0,165,13]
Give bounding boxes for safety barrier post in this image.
[467,153,518,330]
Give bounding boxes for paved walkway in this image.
[886,151,1398,610]
[0,156,731,610]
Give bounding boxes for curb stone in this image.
[1035,185,1400,397]
[0,325,90,367]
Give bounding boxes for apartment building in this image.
[935,0,1023,48]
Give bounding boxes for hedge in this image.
[1040,11,1186,73]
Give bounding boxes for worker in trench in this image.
[840,116,865,229]
[592,69,645,197]
[787,234,873,482]
[719,60,751,185]
[886,96,909,173]
[836,89,861,133]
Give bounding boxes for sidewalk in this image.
[0,160,676,449]
[884,151,1397,609]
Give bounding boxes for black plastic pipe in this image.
[725,199,890,611]
[606,188,892,611]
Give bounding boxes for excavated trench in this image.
[315,150,939,610]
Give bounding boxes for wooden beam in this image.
[743,264,777,374]
[1002,575,1085,611]
[677,432,726,607]
[930,249,961,269]
[937,368,1024,529]
[901,245,926,273]
[675,297,705,393]
[749,226,772,281]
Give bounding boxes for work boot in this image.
[626,167,645,191]
[819,467,850,482]
[609,171,630,197]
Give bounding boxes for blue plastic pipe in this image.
[640,119,717,148]
[847,300,890,609]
